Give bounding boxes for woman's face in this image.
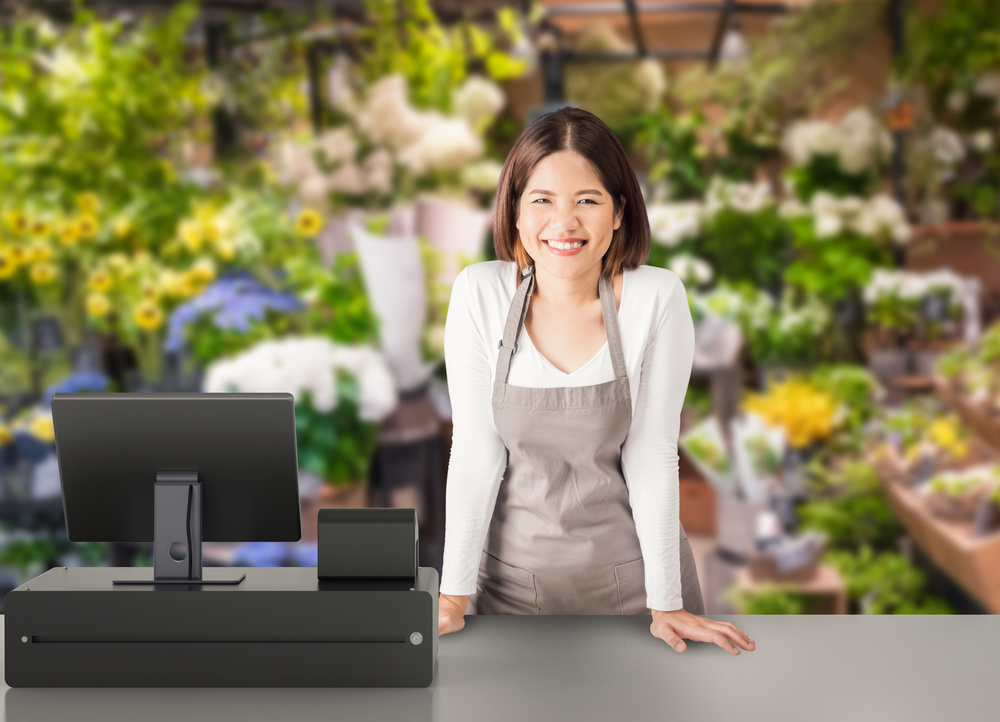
[516,150,624,280]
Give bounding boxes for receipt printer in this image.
[318,507,417,580]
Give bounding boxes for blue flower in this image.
[290,542,318,568]
[165,274,304,354]
[43,371,110,408]
[232,541,291,567]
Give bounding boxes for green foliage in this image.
[798,457,903,551]
[699,205,788,291]
[357,0,529,114]
[632,110,712,201]
[294,380,379,486]
[284,249,381,347]
[825,545,954,614]
[807,364,882,433]
[722,583,810,614]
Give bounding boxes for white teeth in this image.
[547,240,584,250]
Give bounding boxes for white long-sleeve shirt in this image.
[440,260,695,612]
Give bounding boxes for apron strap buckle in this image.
[497,339,518,354]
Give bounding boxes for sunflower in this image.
[113,216,132,239]
[141,282,160,300]
[4,211,28,235]
[179,220,203,252]
[59,221,80,247]
[28,242,53,263]
[29,415,55,443]
[30,263,57,285]
[76,192,100,214]
[134,300,164,331]
[30,219,51,238]
[88,270,113,293]
[76,214,99,240]
[86,293,111,318]
[0,247,17,280]
[295,208,324,237]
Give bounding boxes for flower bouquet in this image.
[917,465,999,522]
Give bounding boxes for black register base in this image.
[3,566,439,688]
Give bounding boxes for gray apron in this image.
[470,263,705,616]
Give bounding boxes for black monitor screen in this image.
[51,392,301,543]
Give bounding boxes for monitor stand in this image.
[113,471,246,585]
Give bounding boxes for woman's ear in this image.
[615,194,626,230]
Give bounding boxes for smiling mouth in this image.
[543,239,588,249]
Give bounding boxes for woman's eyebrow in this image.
[527,189,604,196]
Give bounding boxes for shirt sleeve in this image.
[439,268,509,596]
[620,272,695,613]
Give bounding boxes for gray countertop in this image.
[2,614,996,721]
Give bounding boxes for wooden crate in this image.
[879,475,1000,613]
[734,565,847,614]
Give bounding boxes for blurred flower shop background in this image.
[2,0,1000,617]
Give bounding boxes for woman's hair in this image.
[493,106,651,279]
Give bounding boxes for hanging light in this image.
[720,20,749,67]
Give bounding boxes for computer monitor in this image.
[51,392,301,585]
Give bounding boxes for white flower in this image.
[397,115,483,176]
[971,130,994,154]
[703,177,773,217]
[326,161,367,195]
[461,159,504,193]
[202,337,397,421]
[298,174,330,208]
[315,127,358,167]
[648,202,702,247]
[668,254,713,285]
[946,91,967,113]
[814,212,843,239]
[362,149,394,195]
[453,75,506,132]
[930,126,966,166]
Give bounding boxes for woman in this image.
[437,107,755,656]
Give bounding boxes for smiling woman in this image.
[438,106,756,658]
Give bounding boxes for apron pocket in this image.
[614,557,649,616]
[478,551,539,613]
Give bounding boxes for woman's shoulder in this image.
[456,260,516,295]
[624,264,685,299]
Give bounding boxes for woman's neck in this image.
[529,264,602,314]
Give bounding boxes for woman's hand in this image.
[650,608,756,655]
[438,594,470,636]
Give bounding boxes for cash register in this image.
[4,392,438,687]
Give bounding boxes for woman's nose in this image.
[548,203,581,230]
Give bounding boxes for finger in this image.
[653,622,687,652]
[714,632,740,655]
[723,622,755,648]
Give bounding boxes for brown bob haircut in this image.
[493,106,651,280]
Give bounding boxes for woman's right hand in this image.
[438,593,469,636]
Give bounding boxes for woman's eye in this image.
[531,198,597,204]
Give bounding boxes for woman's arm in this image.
[439,267,509,596]
[620,271,695,613]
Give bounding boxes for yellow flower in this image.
[28,242,53,263]
[29,415,55,443]
[59,221,80,247]
[9,245,28,265]
[295,208,324,237]
[88,270,113,293]
[30,262,57,285]
[179,220,203,252]
[141,282,160,300]
[113,216,132,239]
[180,274,204,298]
[76,192,100,214]
[0,422,12,446]
[190,257,216,284]
[86,293,111,318]
[107,253,131,276]
[5,211,28,235]
[133,300,164,331]
[160,270,185,298]
[76,214,99,240]
[0,247,17,280]
[30,219,51,238]
[214,238,237,262]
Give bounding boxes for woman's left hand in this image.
[650,609,756,655]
